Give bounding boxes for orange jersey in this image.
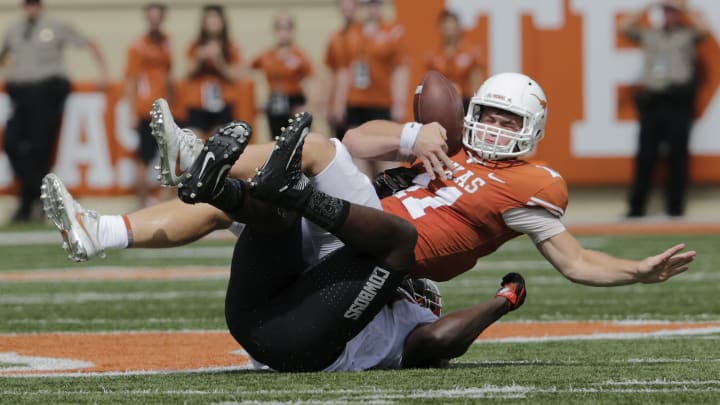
[324,25,355,72]
[340,21,406,108]
[124,33,173,118]
[181,41,242,110]
[425,41,483,99]
[251,46,313,96]
[381,148,568,281]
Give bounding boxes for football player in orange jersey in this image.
[43,73,694,288]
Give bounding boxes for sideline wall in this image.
[1,0,719,195]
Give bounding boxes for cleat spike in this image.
[190,192,196,199]
[197,181,203,187]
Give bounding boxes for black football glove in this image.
[373,166,419,199]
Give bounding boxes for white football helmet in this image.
[462,72,548,160]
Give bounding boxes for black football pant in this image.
[4,77,70,220]
[224,221,410,372]
[628,84,696,216]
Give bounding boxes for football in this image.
[413,70,465,156]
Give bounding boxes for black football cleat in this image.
[177,121,252,204]
[495,272,526,311]
[248,112,313,210]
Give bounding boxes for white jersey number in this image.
[396,186,462,219]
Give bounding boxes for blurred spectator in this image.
[426,10,484,113]
[0,0,108,222]
[251,12,313,139]
[620,0,708,218]
[335,0,408,177]
[325,0,358,140]
[182,4,242,139]
[337,0,408,130]
[124,2,173,207]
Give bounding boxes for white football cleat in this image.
[41,174,105,262]
[150,98,203,186]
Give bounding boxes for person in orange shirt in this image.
[325,0,358,140]
[182,4,242,139]
[251,12,313,139]
[337,0,408,130]
[426,10,484,113]
[125,2,173,207]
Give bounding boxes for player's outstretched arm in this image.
[402,274,526,368]
[401,297,509,368]
[536,231,696,286]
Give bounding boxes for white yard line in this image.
[0,230,236,246]
[0,290,225,304]
[1,385,720,398]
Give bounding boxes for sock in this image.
[97,215,131,249]
[301,189,350,233]
[209,177,246,214]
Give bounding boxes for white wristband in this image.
[400,122,422,153]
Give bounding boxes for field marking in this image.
[1,321,719,377]
[0,290,225,305]
[2,386,720,401]
[0,266,228,282]
[475,321,720,343]
[0,230,235,246]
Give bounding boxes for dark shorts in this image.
[267,93,307,138]
[345,106,391,129]
[187,105,234,133]
[136,119,158,164]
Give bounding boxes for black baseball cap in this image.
[24,0,42,5]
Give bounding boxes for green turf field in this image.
[1,230,719,404]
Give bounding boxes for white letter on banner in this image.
[447,0,564,75]
[53,93,114,188]
[571,0,643,157]
[685,0,720,154]
[114,98,139,188]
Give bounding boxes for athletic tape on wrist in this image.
[400,122,422,153]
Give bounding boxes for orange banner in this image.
[396,0,720,185]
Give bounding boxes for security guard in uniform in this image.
[0,0,108,222]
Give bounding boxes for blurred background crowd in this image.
[0,0,715,223]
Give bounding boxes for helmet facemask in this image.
[463,104,540,160]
